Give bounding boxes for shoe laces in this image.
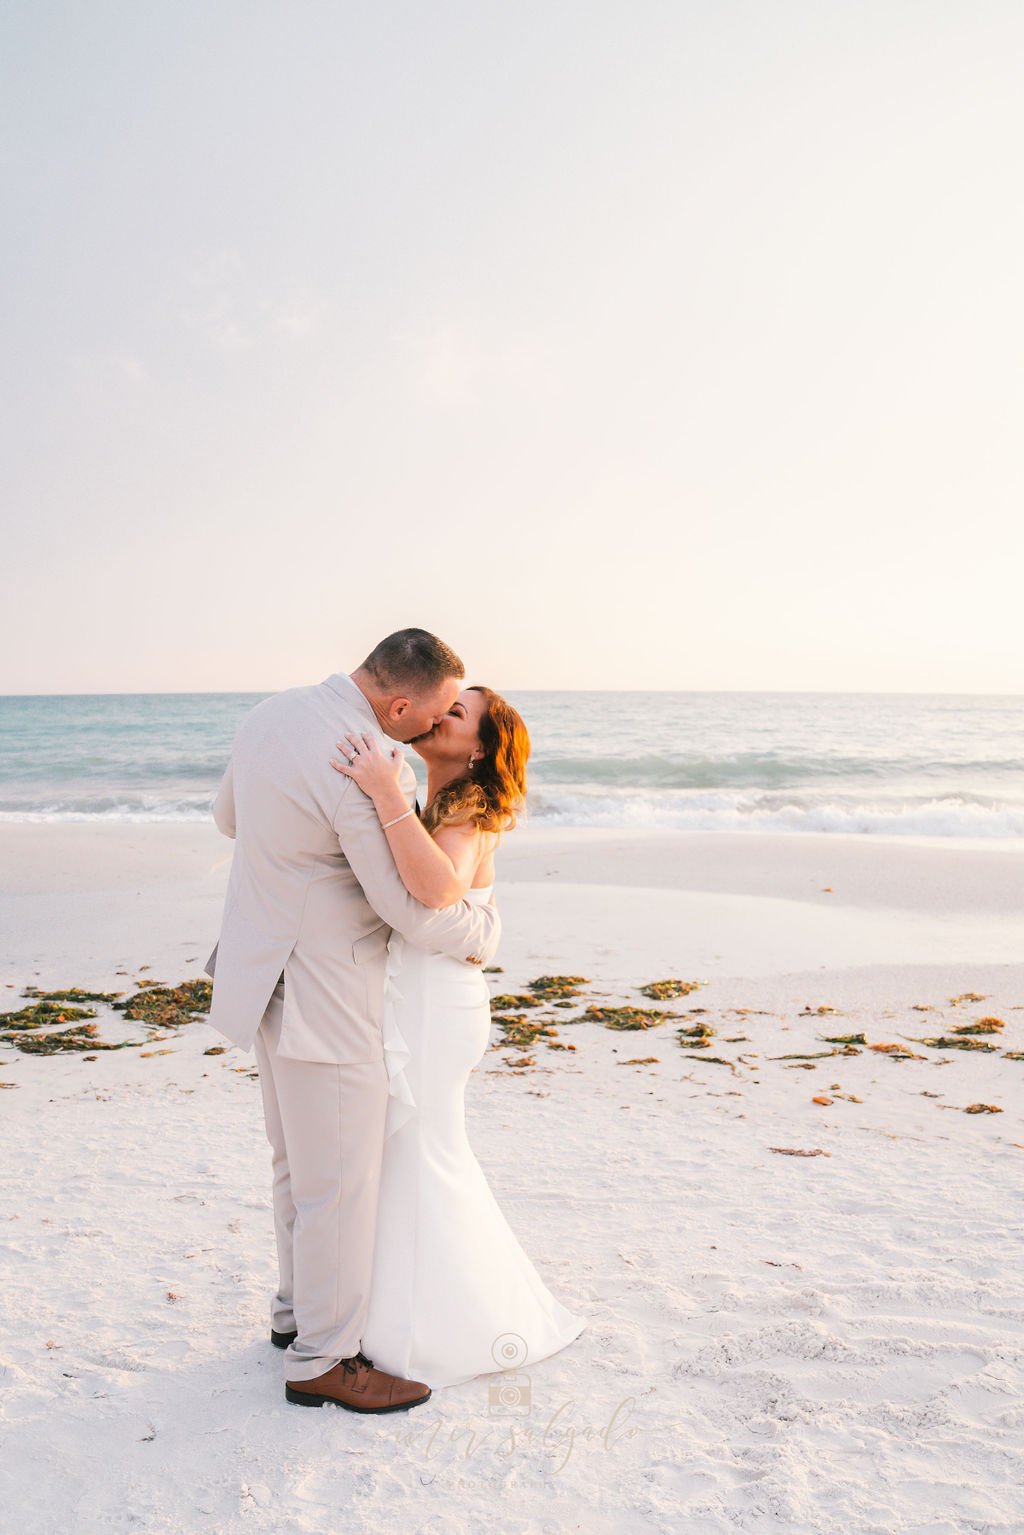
[341,1349,374,1376]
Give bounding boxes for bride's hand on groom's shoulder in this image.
[329,731,405,802]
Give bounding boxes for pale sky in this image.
[2,2,1021,695]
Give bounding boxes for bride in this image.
[328,685,586,1388]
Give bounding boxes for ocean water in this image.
[0,689,1022,842]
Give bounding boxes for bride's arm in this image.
[329,730,487,909]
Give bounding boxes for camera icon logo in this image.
[487,1331,532,1417]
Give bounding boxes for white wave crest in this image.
[526,786,1024,839]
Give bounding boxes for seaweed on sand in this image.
[489,993,543,1012]
[770,1047,862,1060]
[0,1001,98,1031]
[113,979,212,1028]
[582,1005,682,1031]
[949,1017,1004,1035]
[23,987,124,1004]
[2,1023,140,1056]
[491,1014,561,1050]
[685,1055,737,1073]
[527,975,589,999]
[676,1022,717,1049]
[907,1035,1001,1053]
[639,979,703,1000]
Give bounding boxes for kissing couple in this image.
[204,628,586,1412]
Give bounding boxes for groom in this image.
[204,628,502,1411]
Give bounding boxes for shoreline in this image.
[2,821,1021,990]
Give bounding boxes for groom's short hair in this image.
[361,629,465,695]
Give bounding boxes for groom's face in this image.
[388,677,462,744]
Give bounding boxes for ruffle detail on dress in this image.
[381,933,416,1140]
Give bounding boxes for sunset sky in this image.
[2,2,1021,694]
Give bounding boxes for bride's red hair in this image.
[421,686,530,836]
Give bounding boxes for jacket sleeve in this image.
[331,776,501,966]
[212,759,236,839]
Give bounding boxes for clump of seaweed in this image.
[491,1014,560,1050]
[820,1033,867,1046]
[0,1001,98,1031]
[582,1005,681,1031]
[799,1005,841,1016]
[1003,1051,1024,1062]
[618,1057,660,1066]
[23,987,124,1004]
[949,992,987,1006]
[676,1022,717,1049]
[950,1017,1005,1035]
[909,1035,1001,1053]
[490,993,543,1012]
[639,979,702,1000]
[964,1103,1002,1114]
[113,980,212,1028]
[2,1023,139,1056]
[867,1043,927,1059]
[527,975,589,999]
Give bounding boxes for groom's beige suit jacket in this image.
[204,671,501,1063]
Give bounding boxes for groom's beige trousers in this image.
[252,980,391,1382]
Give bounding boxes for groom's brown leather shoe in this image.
[285,1353,431,1413]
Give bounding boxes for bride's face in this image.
[412,688,487,769]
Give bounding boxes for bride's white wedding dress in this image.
[360,884,586,1388]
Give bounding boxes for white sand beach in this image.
[2,822,1022,1533]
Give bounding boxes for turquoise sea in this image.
[1,689,1022,841]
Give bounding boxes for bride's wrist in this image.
[374,787,409,822]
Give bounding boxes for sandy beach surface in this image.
[2,821,1022,1534]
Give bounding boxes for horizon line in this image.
[2,687,1022,701]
